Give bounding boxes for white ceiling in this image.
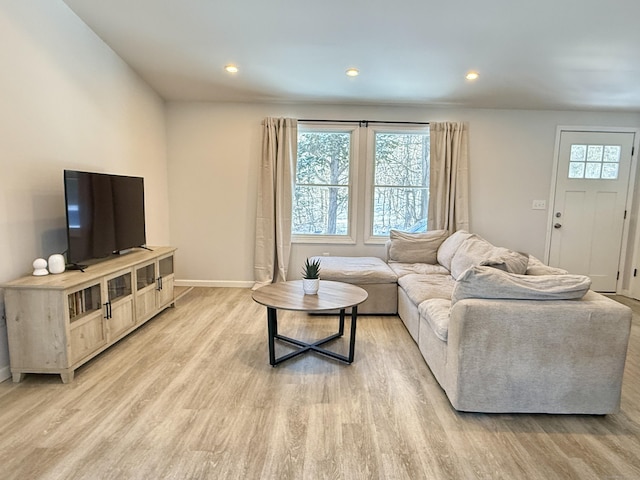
[62,0,640,111]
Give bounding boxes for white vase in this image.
[48,254,66,274]
[303,278,319,295]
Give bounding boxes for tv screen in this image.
[64,170,146,265]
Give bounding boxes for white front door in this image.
[548,130,634,292]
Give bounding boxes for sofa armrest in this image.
[445,291,632,413]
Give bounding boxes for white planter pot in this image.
[303,278,319,295]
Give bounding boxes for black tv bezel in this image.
[63,169,147,267]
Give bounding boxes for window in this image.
[292,122,429,243]
[292,125,357,241]
[368,127,430,238]
[568,144,621,180]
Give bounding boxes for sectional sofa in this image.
[315,229,633,414]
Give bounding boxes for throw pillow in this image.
[436,230,473,271]
[451,265,591,304]
[479,247,529,275]
[388,229,449,264]
[526,255,569,275]
[449,235,495,279]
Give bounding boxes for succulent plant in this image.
[302,258,321,279]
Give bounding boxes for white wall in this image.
[0,1,171,381]
[166,102,640,286]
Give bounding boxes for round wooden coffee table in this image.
[252,280,368,366]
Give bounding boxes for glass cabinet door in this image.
[107,272,132,302]
[68,283,102,322]
[159,256,174,277]
[136,264,156,290]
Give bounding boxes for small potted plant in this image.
[302,258,321,295]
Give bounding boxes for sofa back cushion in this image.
[437,230,473,270]
[451,265,591,304]
[526,255,569,275]
[449,235,494,279]
[479,248,529,275]
[388,229,449,264]
[449,235,529,279]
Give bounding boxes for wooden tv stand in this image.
[2,247,176,383]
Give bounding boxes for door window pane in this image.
[568,162,585,178]
[603,146,621,163]
[587,145,603,162]
[568,144,620,180]
[570,144,586,162]
[585,162,602,179]
[602,163,619,179]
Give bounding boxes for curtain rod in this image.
[298,119,429,127]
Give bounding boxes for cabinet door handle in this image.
[103,302,112,319]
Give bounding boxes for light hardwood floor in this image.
[0,288,639,480]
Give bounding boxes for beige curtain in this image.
[428,122,470,234]
[253,117,298,289]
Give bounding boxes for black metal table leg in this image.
[267,306,359,366]
[253,280,367,368]
[338,308,345,335]
[348,306,358,363]
[267,307,277,366]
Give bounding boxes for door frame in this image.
[545,126,640,295]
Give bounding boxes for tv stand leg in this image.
[60,370,74,384]
[12,372,25,383]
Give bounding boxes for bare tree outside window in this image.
[292,125,429,240]
[293,131,351,235]
[372,131,429,235]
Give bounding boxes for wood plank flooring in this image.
[0,287,639,480]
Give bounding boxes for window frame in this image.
[364,125,431,244]
[291,122,359,245]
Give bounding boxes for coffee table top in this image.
[252,280,368,312]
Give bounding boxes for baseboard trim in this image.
[175,279,253,289]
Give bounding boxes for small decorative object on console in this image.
[48,254,66,274]
[301,257,321,295]
[32,258,48,276]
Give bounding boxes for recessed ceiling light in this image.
[465,71,479,80]
[346,68,359,77]
[224,64,239,74]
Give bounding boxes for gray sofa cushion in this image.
[387,262,450,278]
[437,230,473,271]
[418,298,452,341]
[398,273,456,304]
[479,249,529,274]
[449,235,495,279]
[450,235,529,279]
[526,255,569,275]
[310,256,397,284]
[451,265,592,304]
[388,229,449,264]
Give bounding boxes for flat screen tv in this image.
[64,170,146,266]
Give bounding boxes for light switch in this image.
[532,200,546,210]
